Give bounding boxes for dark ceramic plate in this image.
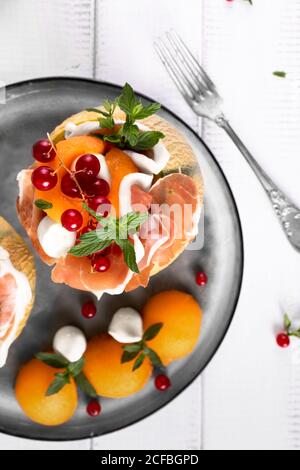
[0,78,243,441]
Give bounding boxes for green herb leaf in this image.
[123,343,143,353]
[67,357,85,377]
[143,323,164,342]
[129,131,165,151]
[116,238,139,273]
[290,330,300,339]
[35,352,68,369]
[34,199,53,210]
[273,71,286,78]
[284,314,292,332]
[132,352,146,371]
[121,121,140,147]
[121,349,141,364]
[75,372,98,398]
[118,83,139,116]
[99,83,163,152]
[99,116,115,130]
[119,211,149,236]
[144,347,163,368]
[69,239,113,257]
[133,103,161,120]
[46,372,70,396]
[86,107,104,114]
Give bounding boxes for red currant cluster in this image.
[31,139,116,271]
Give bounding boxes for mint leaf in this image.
[123,343,143,353]
[143,323,163,342]
[284,314,291,332]
[99,116,115,130]
[69,239,112,257]
[34,199,53,210]
[144,347,163,368]
[133,103,161,120]
[119,211,149,237]
[75,372,98,398]
[130,131,165,151]
[86,107,105,115]
[273,71,286,78]
[121,349,141,363]
[132,353,146,371]
[116,238,139,273]
[118,83,139,115]
[35,352,68,368]
[103,99,117,115]
[67,357,84,377]
[46,372,70,396]
[121,121,139,147]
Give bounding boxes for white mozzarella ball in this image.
[108,308,143,344]
[53,326,87,363]
[37,217,76,259]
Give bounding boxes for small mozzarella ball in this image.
[53,326,87,363]
[38,216,76,258]
[108,308,143,344]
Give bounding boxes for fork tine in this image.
[165,31,209,96]
[157,37,201,99]
[170,30,217,92]
[154,39,196,102]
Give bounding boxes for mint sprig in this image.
[121,323,164,371]
[86,83,164,151]
[69,203,149,273]
[283,314,300,339]
[36,353,97,398]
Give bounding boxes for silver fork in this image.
[155,31,300,252]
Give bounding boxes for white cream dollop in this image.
[108,308,143,344]
[53,326,87,363]
[37,217,76,259]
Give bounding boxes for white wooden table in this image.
[1,0,300,450]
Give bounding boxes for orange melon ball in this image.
[143,290,202,366]
[15,359,77,426]
[84,334,152,399]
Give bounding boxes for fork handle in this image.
[216,115,300,242]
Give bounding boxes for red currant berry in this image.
[92,255,111,273]
[32,139,56,163]
[61,209,83,232]
[89,178,110,197]
[196,271,208,286]
[88,196,111,216]
[82,301,97,319]
[75,154,100,177]
[31,166,58,191]
[61,173,81,198]
[87,399,101,417]
[276,333,290,348]
[111,243,122,257]
[155,374,171,391]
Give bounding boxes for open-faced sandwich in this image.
[17,84,203,299]
[0,216,35,367]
